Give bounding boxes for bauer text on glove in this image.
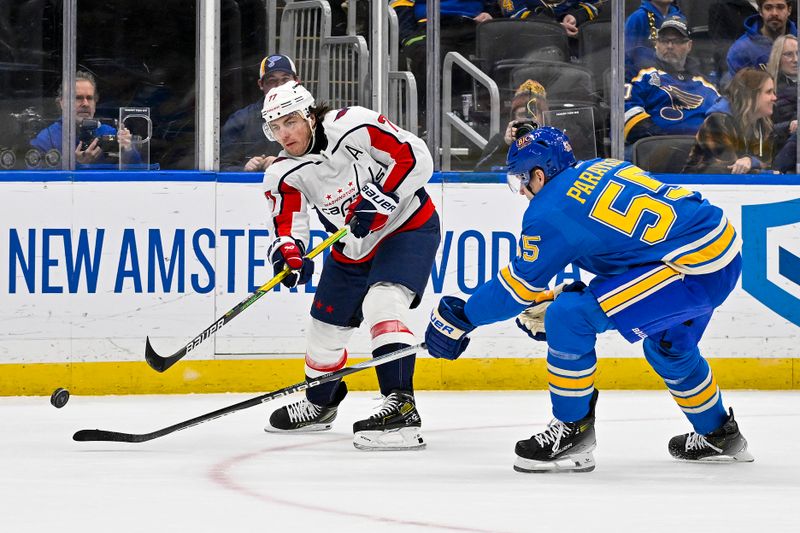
[344,181,399,238]
[425,296,476,360]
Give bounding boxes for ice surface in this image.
[1,390,798,532]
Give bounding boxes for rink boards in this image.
[1,171,798,394]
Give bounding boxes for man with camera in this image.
[29,70,140,168]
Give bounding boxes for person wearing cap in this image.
[220,54,299,172]
[625,1,684,55]
[727,0,797,79]
[474,79,549,171]
[624,15,720,149]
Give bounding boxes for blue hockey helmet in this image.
[506,126,576,193]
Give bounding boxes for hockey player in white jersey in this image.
[260,81,440,450]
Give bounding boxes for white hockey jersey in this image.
[262,106,436,262]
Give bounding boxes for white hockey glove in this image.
[515,281,586,341]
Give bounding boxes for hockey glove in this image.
[344,181,399,238]
[516,281,586,341]
[425,296,476,360]
[268,236,314,288]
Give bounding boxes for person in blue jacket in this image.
[220,54,299,172]
[30,70,140,169]
[625,0,683,54]
[425,125,754,473]
[727,0,796,76]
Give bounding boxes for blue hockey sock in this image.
[547,348,597,423]
[664,357,727,435]
[373,342,416,396]
[305,378,342,407]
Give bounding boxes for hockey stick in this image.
[144,226,349,373]
[74,342,425,443]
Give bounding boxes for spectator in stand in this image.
[474,79,548,171]
[684,68,777,174]
[727,0,797,77]
[625,16,720,150]
[766,34,798,154]
[625,0,683,55]
[500,1,605,41]
[391,1,500,127]
[220,54,299,171]
[30,70,140,169]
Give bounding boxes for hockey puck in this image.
[50,388,70,408]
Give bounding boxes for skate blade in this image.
[513,452,596,473]
[353,427,426,451]
[684,449,755,463]
[674,441,755,463]
[264,422,333,433]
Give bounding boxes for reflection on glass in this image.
[0,2,62,171]
[74,0,196,170]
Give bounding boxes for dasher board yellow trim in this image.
[0,357,797,396]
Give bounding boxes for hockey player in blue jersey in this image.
[425,125,754,473]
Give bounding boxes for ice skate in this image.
[514,389,599,473]
[265,383,347,433]
[352,390,425,451]
[669,408,754,462]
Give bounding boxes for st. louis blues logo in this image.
[742,199,800,327]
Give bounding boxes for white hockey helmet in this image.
[261,81,315,141]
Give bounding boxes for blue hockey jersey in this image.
[499,0,602,22]
[464,158,741,326]
[625,65,720,142]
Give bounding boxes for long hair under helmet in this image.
[506,126,576,193]
[261,81,315,142]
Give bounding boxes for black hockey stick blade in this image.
[74,342,425,443]
[144,335,184,373]
[143,227,349,373]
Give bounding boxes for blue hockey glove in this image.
[425,296,476,360]
[268,236,314,288]
[344,181,399,238]
[515,281,586,341]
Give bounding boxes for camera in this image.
[512,119,539,140]
[78,118,100,150]
[78,118,119,157]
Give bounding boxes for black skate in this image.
[265,383,347,433]
[514,389,599,473]
[352,390,425,451]
[668,408,754,462]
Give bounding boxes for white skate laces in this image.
[286,399,323,424]
[371,393,402,418]
[534,420,572,453]
[684,432,723,453]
